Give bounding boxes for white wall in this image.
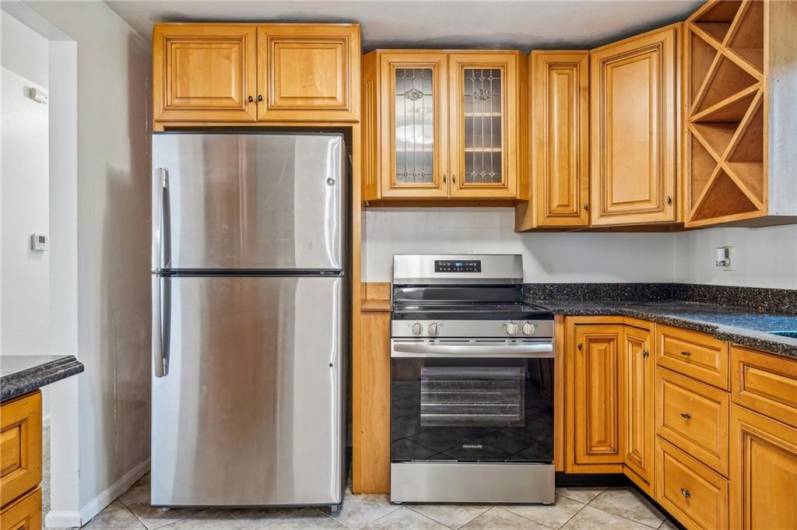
[363,208,677,282]
[1,12,50,355]
[20,0,152,523]
[675,225,797,289]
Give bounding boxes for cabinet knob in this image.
[577,343,583,351]
[584,203,589,211]
[667,195,673,205]
[257,94,263,102]
[247,95,254,103]
[680,488,691,499]
[443,174,447,184]
[642,350,650,358]
[452,174,456,184]
[680,350,691,357]
[680,412,692,420]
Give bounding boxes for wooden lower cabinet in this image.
[656,436,729,530]
[0,391,42,530]
[730,404,797,530]
[0,488,41,530]
[352,283,391,494]
[568,322,624,471]
[621,324,655,494]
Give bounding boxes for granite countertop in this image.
[0,355,84,403]
[538,299,797,359]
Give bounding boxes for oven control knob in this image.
[505,322,520,336]
[522,322,537,336]
[411,322,423,336]
[428,322,440,336]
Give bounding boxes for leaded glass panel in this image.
[463,68,503,184]
[394,68,434,184]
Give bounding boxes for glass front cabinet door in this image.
[362,50,523,201]
[379,53,449,198]
[448,53,521,198]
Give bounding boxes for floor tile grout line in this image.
[583,490,665,529]
[556,500,589,529]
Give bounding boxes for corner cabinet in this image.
[590,24,681,226]
[516,51,589,230]
[152,23,360,125]
[362,50,525,202]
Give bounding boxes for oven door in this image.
[390,339,554,464]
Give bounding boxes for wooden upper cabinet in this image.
[375,52,449,199]
[571,324,624,470]
[590,24,681,226]
[153,24,258,122]
[622,324,654,494]
[517,51,589,230]
[362,50,523,202]
[152,23,360,125]
[257,24,360,122]
[448,52,521,198]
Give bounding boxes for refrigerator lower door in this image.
[151,275,344,506]
[152,132,345,272]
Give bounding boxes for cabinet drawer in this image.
[732,346,797,428]
[656,437,728,530]
[656,368,729,476]
[0,487,41,530]
[656,325,729,389]
[0,391,42,508]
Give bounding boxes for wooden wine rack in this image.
[685,0,766,226]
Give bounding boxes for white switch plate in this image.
[30,233,48,251]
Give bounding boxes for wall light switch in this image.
[715,246,733,270]
[28,87,48,105]
[30,233,48,251]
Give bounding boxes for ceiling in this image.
[106,0,703,50]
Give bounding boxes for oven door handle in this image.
[391,342,554,358]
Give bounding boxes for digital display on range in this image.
[434,260,482,273]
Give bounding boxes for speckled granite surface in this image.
[0,355,84,402]
[524,283,797,360]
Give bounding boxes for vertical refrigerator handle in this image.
[157,168,171,270]
[153,276,171,377]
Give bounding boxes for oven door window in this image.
[391,357,553,463]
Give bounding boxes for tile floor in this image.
[75,473,678,530]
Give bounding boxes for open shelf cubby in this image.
[685,0,766,226]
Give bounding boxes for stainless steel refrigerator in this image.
[150,132,347,509]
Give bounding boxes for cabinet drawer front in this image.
[0,392,42,508]
[656,437,728,530]
[153,24,258,122]
[656,325,729,389]
[732,346,797,428]
[0,487,41,530]
[656,368,729,475]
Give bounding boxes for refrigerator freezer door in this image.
[152,133,344,271]
[151,275,344,506]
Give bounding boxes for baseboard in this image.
[45,510,82,528]
[76,459,150,526]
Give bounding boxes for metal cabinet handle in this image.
[247,95,254,103]
[452,174,456,184]
[680,350,691,357]
[257,94,263,102]
[584,203,589,211]
[642,350,650,358]
[680,412,692,420]
[443,174,447,184]
[667,195,673,205]
[680,488,691,499]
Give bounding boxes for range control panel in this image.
[434,260,482,273]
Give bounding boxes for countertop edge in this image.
[1,356,85,403]
[544,305,797,360]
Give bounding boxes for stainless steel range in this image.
[390,254,555,504]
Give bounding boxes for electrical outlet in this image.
[714,246,734,270]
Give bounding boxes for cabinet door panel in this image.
[590,25,679,225]
[379,53,448,198]
[153,24,257,122]
[528,51,589,228]
[449,53,519,198]
[731,405,797,530]
[573,325,623,466]
[257,25,359,121]
[622,325,654,493]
